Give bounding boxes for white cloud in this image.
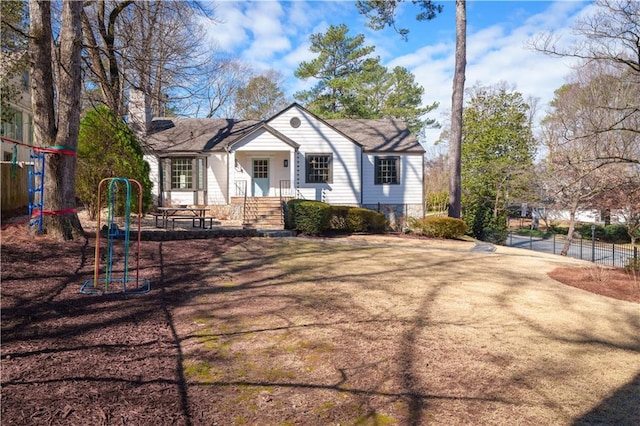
[203,2,249,51]
[394,0,591,134]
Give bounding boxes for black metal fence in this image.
[507,233,639,268]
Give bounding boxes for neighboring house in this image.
[1,54,33,211]
[548,208,633,225]
[0,52,33,162]
[133,95,425,227]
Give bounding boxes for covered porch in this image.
[228,149,296,200]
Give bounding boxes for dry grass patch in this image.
[174,237,640,425]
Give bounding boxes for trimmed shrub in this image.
[407,216,467,239]
[284,199,304,230]
[286,199,331,235]
[345,207,387,233]
[287,202,388,235]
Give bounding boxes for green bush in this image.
[286,199,331,235]
[462,200,508,243]
[76,106,152,219]
[284,199,304,230]
[407,216,467,239]
[482,224,508,244]
[287,202,388,235]
[345,207,387,233]
[515,228,550,238]
[605,225,631,243]
[575,224,605,240]
[546,224,565,234]
[574,224,631,243]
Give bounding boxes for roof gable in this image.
[228,123,300,150]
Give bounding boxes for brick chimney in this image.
[129,89,152,136]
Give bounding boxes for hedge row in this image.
[285,200,387,236]
[406,216,467,239]
[574,224,636,244]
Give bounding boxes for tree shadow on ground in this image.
[573,372,640,426]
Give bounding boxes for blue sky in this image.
[202,1,594,143]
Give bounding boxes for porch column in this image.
[289,151,295,197]
[228,151,235,202]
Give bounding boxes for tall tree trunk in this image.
[560,200,579,256]
[30,0,84,240]
[448,0,466,219]
[29,1,55,143]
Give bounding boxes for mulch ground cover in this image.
[1,228,249,425]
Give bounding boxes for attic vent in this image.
[290,117,301,128]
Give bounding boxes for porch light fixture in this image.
[283,159,289,168]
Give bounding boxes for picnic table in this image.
[152,206,217,229]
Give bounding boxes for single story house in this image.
[132,95,425,228]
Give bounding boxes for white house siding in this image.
[207,153,228,204]
[362,153,423,205]
[361,152,424,225]
[268,107,361,205]
[548,209,601,223]
[144,154,160,205]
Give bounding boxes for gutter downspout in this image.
[225,146,231,205]
[292,148,297,198]
[360,148,364,207]
[422,152,426,218]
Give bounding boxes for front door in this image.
[252,158,269,196]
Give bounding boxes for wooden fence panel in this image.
[1,162,30,211]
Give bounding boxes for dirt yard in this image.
[1,224,639,425]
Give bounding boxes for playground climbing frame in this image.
[80,177,151,295]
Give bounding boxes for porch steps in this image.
[231,197,290,229]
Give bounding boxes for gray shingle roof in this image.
[328,119,423,153]
[145,114,423,154]
[146,118,261,153]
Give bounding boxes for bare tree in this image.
[234,70,289,120]
[531,0,640,157]
[29,0,84,240]
[424,146,450,214]
[80,0,133,115]
[178,57,253,118]
[81,0,216,116]
[539,72,637,254]
[532,0,639,74]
